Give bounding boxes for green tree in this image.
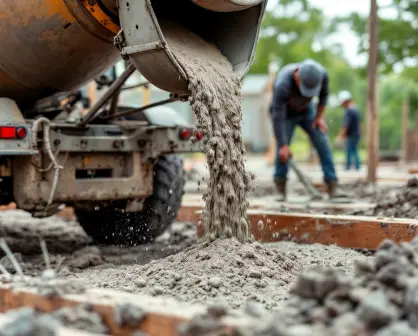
[332,0,418,74]
[250,0,338,73]
[379,76,418,150]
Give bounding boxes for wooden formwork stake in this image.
[366,0,379,182]
[177,207,418,250]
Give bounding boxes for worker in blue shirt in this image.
[269,59,347,201]
[336,91,361,171]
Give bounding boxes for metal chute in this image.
[118,0,267,95]
[191,0,265,12]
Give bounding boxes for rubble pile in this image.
[351,178,418,219]
[245,237,418,335]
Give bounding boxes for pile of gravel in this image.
[244,237,418,335]
[67,238,302,310]
[63,238,367,312]
[350,178,418,219]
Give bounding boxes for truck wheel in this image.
[75,155,186,245]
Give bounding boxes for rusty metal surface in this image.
[0,0,120,107]
[12,153,154,210]
[64,0,118,42]
[80,0,119,34]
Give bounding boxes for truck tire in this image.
[75,155,185,245]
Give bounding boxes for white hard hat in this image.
[268,61,279,74]
[337,90,352,105]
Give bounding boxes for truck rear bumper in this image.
[9,124,203,211]
[47,124,203,162]
[13,153,155,210]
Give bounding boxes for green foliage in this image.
[379,76,418,150]
[332,0,418,74]
[400,66,418,83]
[250,0,339,74]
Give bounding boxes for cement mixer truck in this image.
[0,0,266,245]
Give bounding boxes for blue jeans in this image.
[346,135,360,170]
[274,104,338,183]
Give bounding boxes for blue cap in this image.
[298,59,324,98]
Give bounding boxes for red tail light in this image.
[179,128,192,140]
[0,127,15,139]
[16,127,27,139]
[0,126,27,139]
[195,130,203,141]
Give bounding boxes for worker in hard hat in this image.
[269,59,347,201]
[336,90,361,171]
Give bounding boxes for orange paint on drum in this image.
[81,0,120,34]
[0,0,120,107]
[45,0,77,23]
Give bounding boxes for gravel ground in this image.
[0,180,415,335]
[0,208,368,313]
[0,210,196,276]
[58,238,368,311]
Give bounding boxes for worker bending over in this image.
[336,90,361,171]
[270,59,346,201]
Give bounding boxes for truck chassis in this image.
[0,64,203,244]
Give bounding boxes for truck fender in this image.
[0,98,25,124]
[142,105,191,128]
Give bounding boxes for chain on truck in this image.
[0,0,266,245]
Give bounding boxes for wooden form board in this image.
[0,314,100,336]
[0,284,249,336]
[177,207,418,250]
[0,286,182,336]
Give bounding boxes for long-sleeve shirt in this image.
[270,63,329,147]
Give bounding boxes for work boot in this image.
[274,178,286,202]
[326,180,348,199]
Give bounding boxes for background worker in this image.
[270,59,347,201]
[336,90,361,171]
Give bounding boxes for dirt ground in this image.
[0,208,368,312]
[1,211,416,334]
[0,180,413,275]
[0,178,416,335]
[0,211,197,276]
[247,178,418,218]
